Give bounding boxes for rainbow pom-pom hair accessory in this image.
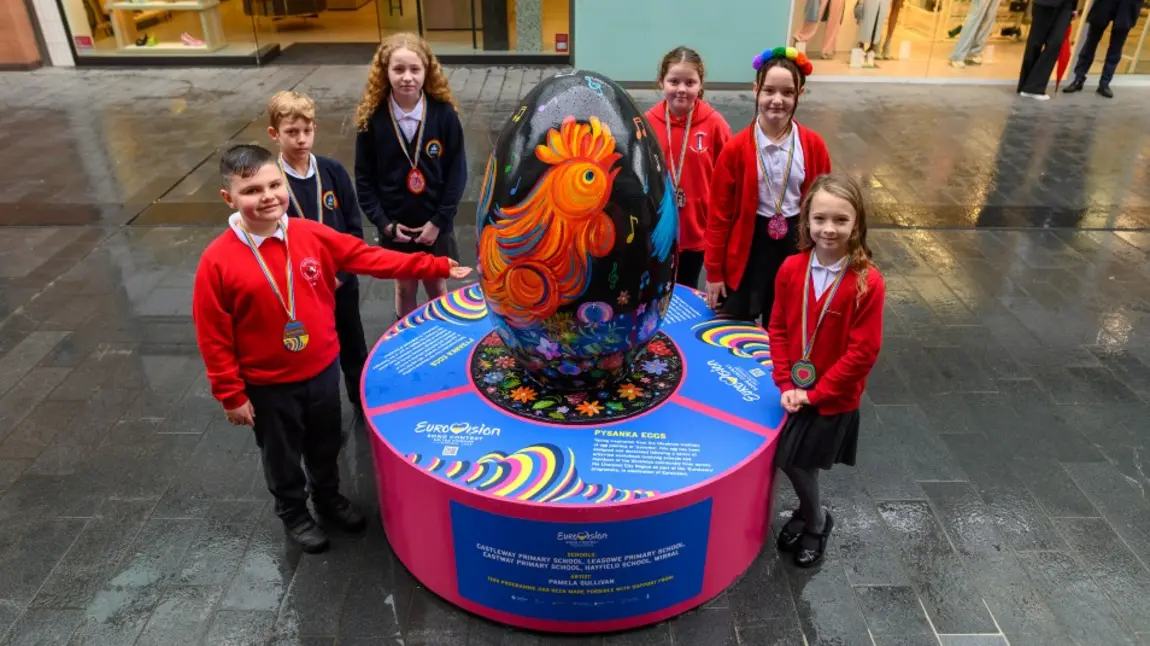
[752,46,814,78]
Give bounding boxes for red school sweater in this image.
[193,215,451,410]
[704,121,832,291]
[768,251,886,415]
[645,99,732,252]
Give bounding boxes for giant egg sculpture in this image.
[476,70,678,391]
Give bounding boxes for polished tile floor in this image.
[0,66,1149,645]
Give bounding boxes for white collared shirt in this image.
[229,212,289,246]
[280,153,316,180]
[756,122,806,219]
[390,94,425,141]
[811,253,846,300]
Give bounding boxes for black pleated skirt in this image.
[773,406,860,471]
[719,215,799,323]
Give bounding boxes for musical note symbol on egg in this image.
[510,177,521,196]
[625,215,638,243]
[608,263,619,290]
[511,106,527,122]
[639,271,650,291]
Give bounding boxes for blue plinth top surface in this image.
[364,285,783,505]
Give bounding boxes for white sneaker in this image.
[966,56,983,65]
[949,60,965,69]
[1019,92,1050,101]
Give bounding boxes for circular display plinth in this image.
[363,285,784,633]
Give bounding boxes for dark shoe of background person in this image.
[1062,79,1084,93]
[315,494,367,533]
[794,510,834,568]
[1097,85,1114,99]
[776,509,805,553]
[285,516,330,553]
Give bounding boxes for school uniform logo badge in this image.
[300,257,321,286]
[322,190,337,211]
[691,132,709,153]
[425,139,442,158]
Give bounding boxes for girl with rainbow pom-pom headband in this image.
[702,46,830,324]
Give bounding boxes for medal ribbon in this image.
[239,222,296,322]
[664,102,694,194]
[280,156,324,226]
[388,93,426,173]
[799,252,848,362]
[756,125,796,217]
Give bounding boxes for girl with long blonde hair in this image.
[767,172,885,569]
[355,32,466,319]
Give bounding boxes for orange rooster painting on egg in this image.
[479,116,621,328]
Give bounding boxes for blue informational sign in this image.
[450,499,713,621]
[365,285,781,505]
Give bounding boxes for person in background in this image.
[1062,0,1146,98]
[1017,0,1077,100]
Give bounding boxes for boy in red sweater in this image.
[193,144,471,553]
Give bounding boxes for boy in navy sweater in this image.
[268,91,369,418]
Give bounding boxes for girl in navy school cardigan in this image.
[354,32,467,319]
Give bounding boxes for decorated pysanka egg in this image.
[476,70,679,392]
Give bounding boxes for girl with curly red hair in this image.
[354,33,466,319]
[703,47,831,323]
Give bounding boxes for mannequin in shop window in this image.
[794,0,848,59]
[877,0,906,59]
[1063,0,1147,97]
[855,0,893,67]
[949,0,1005,68]
[1017,0,1077,99]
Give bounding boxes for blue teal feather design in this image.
[650,172,678,262]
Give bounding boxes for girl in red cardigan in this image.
[646,46,732,288]
[704,46,831,322]
[768,173,886,568]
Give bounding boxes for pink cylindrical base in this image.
[369,433,776,633]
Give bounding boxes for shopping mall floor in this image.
[1,65,1149,645]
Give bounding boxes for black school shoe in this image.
[315,494,367,533]
[794,510,834,568]
[1097,85,1114,99]
[286,515,330,553]
[776,509,805,553]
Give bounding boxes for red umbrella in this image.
[1055,23,1074,90]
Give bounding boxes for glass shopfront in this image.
[56,0,571,63]
[788,0,1150,82]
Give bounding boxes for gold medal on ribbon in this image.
[238,221,308,353]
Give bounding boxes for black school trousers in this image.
[335,279,368,408]
[246,359,344,524]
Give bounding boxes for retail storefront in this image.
[575,0,1150,83]
[51,0,572,64]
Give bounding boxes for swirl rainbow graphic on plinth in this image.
[384,284,488,340]
[407,443,657,504]
[692,319,773,369]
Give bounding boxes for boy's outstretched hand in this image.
[226,401,255,426]
[447,258,473,280]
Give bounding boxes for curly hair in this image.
[796,173,875,300]
[354,32,457,131]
